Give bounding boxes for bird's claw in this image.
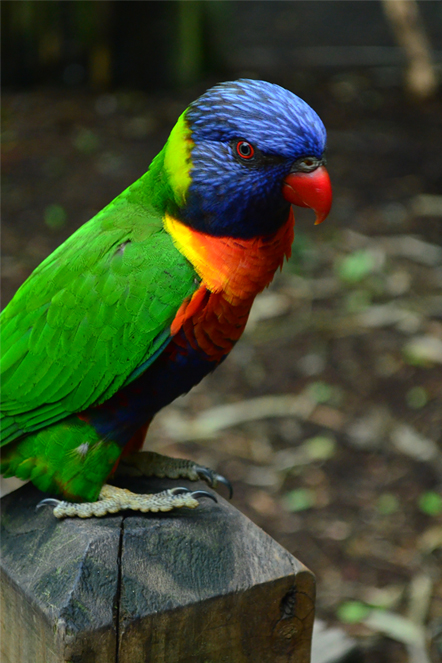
[213,473,233,500]
[36,498,61,511]
[170,486,217,503]
[195,466,233,499]
[117,452,232,499]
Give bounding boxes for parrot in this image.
[0,79,332,518]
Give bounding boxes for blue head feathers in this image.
[179,79,327,238]
[187,79,326,159]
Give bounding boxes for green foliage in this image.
[406,386,428,409]
[418,491,442,516]
[307,381,334,404]
[376,493,400,516]
[302,435,336,461]
[283,488,316,512]
[44,204,66,230]
[336,249,376,284]
[73,128,100,154]
[337,600,371,623]
[286,231,317,275]
[343,288,372,313]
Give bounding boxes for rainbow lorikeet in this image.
[1,79,332,517]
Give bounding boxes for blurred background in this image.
[2,2,442,661]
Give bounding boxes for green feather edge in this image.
[1,167,198,446]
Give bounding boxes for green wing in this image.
[0,193,197,445]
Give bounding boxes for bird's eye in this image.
[236,141,255,159]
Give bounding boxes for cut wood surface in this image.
[1,476,315,663]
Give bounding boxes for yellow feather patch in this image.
[163,211,295,303]
[163,213,229,293]
[163,113,193,207]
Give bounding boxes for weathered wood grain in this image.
[1,483,121,663]
[1,477,315,663]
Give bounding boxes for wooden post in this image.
[1,477,315,663]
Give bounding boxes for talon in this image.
[170,486,191,496]
[36,498,61,510]
[214,473,233,500]
[196,466,215,486]
[191,490,218,503]
[195,465,233,499]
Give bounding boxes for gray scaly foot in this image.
[118,451,233,498]
[37,483,216,518]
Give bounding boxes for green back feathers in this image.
[1,171,199,445]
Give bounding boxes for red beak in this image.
[282,165,332,225]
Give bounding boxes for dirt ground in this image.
[2,77,442,662]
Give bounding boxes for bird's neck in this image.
[163,208,295,304]
[137,113,193,217]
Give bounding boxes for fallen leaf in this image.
[403,335,442,366]
[309,405,345,431]
[158,394,316,441]
[390,424,439,463]
[363,610,428,659]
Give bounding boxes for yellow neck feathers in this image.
[163,211,295,303]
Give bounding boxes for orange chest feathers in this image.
[166,210,295,362]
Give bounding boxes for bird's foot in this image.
[118,451,233,498]
[36,483,216,519]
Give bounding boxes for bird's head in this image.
[162,79,332,238]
